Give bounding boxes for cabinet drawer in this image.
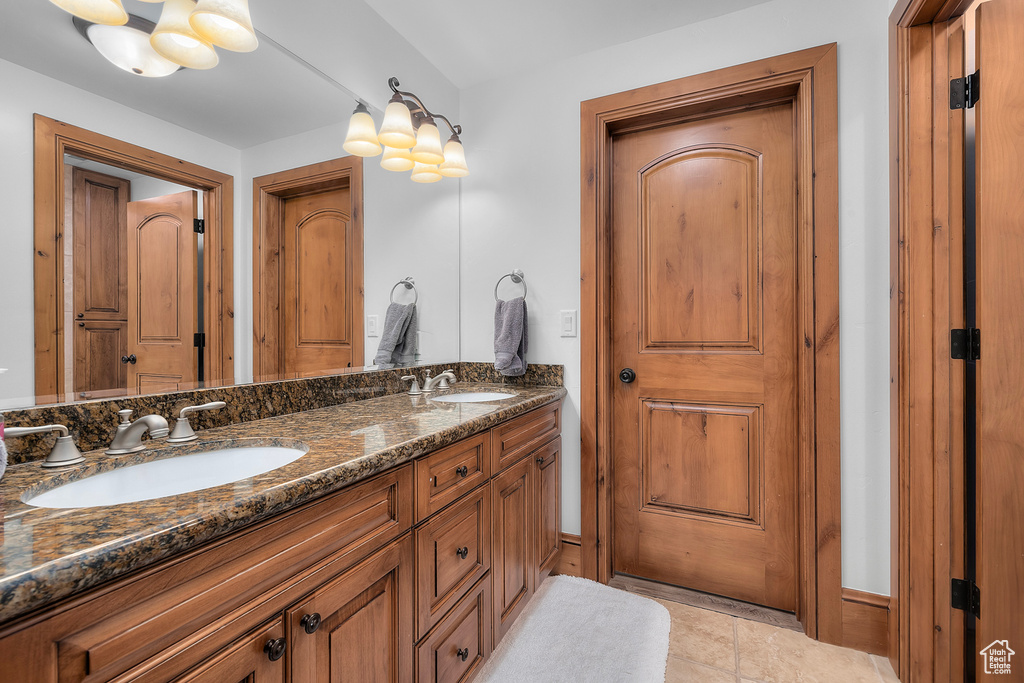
[416,433,490,521]
[139,617,285,683]
[490,402,560,473]
[416,485,491,638]
[416,576,492,683]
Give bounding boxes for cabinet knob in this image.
[456,465,469,478]
[456,546,469,560]
[536,456,545,465]
[301,612,322,634]
[77,313,84,318]
[457,647,469,662]
[264,638,286,662]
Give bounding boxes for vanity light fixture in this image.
[59,0,258,77]
[344,77,469,181]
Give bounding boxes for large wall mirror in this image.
[0,0,462,410]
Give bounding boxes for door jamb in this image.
[579,44,842,642]
[252,156,364,380]
[33,114,234,405]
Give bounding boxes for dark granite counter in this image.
[0,383,566,625]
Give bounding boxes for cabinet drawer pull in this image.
[456,546,469,560]
[455,465,469,478]
[457,647,469,661]
[264,638,286,662]
[301,612,322,634]
[536,456,544,465]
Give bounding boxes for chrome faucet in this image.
[168,401,226,443]
[422,369,457,393]
[106,409,170,455]
[4,424,85,467]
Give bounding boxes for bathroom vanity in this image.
[0,384,564,682]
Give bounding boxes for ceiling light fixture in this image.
[344,77,469,181]
[59,0,258,78]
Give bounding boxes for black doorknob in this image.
[301,612,322,634]
[456,546,469,560]
[264,638,286,662]
[619,368,636,383]
[457,647,470,662]
[121,354,137,365]
[455,465,469,478]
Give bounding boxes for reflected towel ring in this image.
[494,269,527,301]
[390,277,418,305]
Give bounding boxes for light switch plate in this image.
[560,309,578,337]
[366,315,379,337]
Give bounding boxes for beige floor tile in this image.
[736,618,880,683]
[656,599,738,671]
[665,655,738,683]
[871,654,900,683]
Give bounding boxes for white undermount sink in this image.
[430,392,517,403]
[24,443,309,509]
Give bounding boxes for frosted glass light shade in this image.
[439,137,469,177]
[151,0,219,70]
[410,162,442,183]
[380,146,415,172]
[51,0,128,26]
[189,0,258,52]
[343,105,382,157]
[411,119,444,164]
[86,23,180,77]
[378,98,416,149]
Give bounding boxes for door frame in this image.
[889,0,975,679]
[252,156,364,380]
[33,114,234,405]
[580,44,842,641]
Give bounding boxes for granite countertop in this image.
[0,383,566,625]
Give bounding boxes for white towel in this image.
[374,302,417,368]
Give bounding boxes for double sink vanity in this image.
[0,366,566,682]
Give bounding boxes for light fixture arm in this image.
[388,77,463,137]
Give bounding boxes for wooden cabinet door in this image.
[169,618,286,683]
[490,456,533,643]
[288,535,413,683]
[533,437,561,582]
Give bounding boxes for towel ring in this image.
[494,269,527,302]
[390,277,418,305]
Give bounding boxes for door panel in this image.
[72,167,129,321]
[73,320,127,399]
[974,0,1024,671]
[283,187,355,377]
[127,191,198,394]
[612,104,798,611]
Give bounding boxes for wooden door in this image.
[283,186,356,377]
[127,191,198,395]
[72,167,129,321]
[534,437,561,581]
[288,535,413,683]
[491,456,533,642]
[611,103,799,611]
[973,0,1024,672]
[172,618,286,683]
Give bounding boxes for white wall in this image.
[0,58,242,410]
[459,0,892,595]
[238,123,461,378]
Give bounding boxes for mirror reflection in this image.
[0,0,462,410]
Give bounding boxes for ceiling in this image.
[363,0,775,89]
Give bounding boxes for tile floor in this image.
[657,599,900,683]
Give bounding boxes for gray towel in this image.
[374,302,417,368]
[494,297,528,377]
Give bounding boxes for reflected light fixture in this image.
[73,15,180,77]
[344,77,469,182]
[57,0,258,77]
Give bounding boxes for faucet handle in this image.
[401,375,422,396]
[118,409,133,425]
[4,424,86,468]
[169,401,226,443]
[178,401,226,419]
[437,369,456,390]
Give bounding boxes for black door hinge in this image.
[951,328,981,360]
[193,218,205,234]
[950,70,980,110]
[952,578,981,618]
[193,332,206,348]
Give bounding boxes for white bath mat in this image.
[477,575,671,682]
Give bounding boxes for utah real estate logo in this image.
[980,640,1015,675]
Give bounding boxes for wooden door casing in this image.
[126,191,199,394]
[611,104,799,611]
[287,535,414,683]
